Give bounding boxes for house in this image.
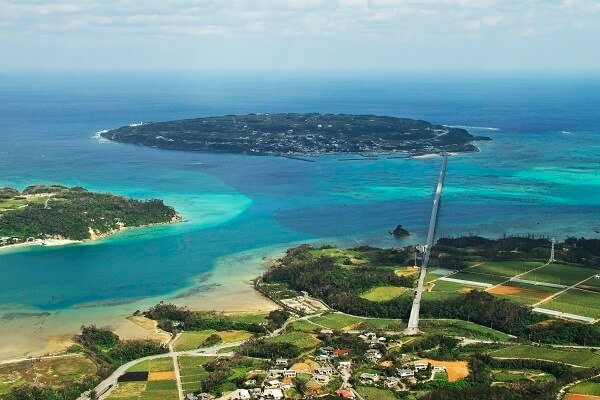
[333,349,349,357]
[315,354,331,362]
[275,358,289,366]
[413,361,429,370]
[320,329,334,334]
[263,388,284,400]
[433,365,446,373]
[268,369,297,379]
[313,374,330,383]
[185,394,198,400]
[336,389,356,399]
[266,380,282,389]
[397,369,415,378]
[338,361,352,369]
[198,394,215,400]
[317,367,335,376]
[385,377,402,388]
[360,373,380,384]
[320,346,334,354]
[243,379,257,386]
[232,389,251,400]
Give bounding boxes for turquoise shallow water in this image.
[0,73,598,316]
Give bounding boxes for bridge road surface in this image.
[405,154,448,335]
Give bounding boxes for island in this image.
[0,184,179,247]
[100,113,490,157]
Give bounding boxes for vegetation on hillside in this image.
[0,185,178,242]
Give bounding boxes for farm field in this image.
[430,279,479,292]
[488,281,560,305]
[309,313,364,330]
[468,261,543,277]
[578,277,600,293]
[356,385,398,400]
[419,319,512,341]
[266,332,320,350]
[288,319,319,333]
[569,381,600,396]
[222,312,269,324]
[422,290,464,301]
[490,345,600,368]
[178,356,213,395]
[106,380,178,400]
[174,330,253,351]
[520,263,597,286]
[128,358,174,373]
[540,289,600,319]
[360,285,409,301]
[448,272,508,285]
[0,355,97,395]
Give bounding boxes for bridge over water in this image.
[406,154,448,335]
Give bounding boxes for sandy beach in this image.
[0,245,280,362]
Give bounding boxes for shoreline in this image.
[0,216,183,253]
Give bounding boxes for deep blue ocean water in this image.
[0,72,598,313]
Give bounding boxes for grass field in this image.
[488,281,561,305]
[174,330,217,351]
[430,279,479,292]
[128,357,174,373]
[356,386,398,400]
[174,330,253,351]
[540,289,600,319]
[222,312,269,324]
[422,290,465,301]
[569,381,600,396]
[360,285,409,301]
[420,319,512,341]
[520,263,597,286]
[449,272,508,285]
[288,319,319,332]
[309,313,364,330]
[267,332,320,350]
[468,261,543,277]
[490,345,600,368]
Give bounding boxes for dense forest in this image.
[0,185,178,242]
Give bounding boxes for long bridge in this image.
[406,154,448,335]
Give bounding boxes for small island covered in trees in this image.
[0,185,179,247]
[100,113,490,157]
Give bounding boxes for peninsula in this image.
[100,113,489,157]
[0,185,179,247]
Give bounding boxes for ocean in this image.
[0,72,598,356]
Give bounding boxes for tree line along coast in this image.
[0,184,180,248]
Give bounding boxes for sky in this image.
[0,0,599,72]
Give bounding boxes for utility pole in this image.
[550,238,556,263]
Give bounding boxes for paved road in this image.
[406,154,447,335]
[84,341,246,400]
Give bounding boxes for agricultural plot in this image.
[520,263,597,286]
[266,332,320,350]
[577,277,600,293]
[288,319,319,333]
[174,330,217,351]
[360,285,409,301]
[430,279,479,292]
[447,272,508,285]
[128,358,174,373]
[309,313,364,330]
[419,319,511,341]
[222,312,269,324]
[179,356,213,395]
[0,355,97,395]
[468,261,543,277]
[492,369,554,384]
[490,345,600,368]
[540,289,600,319]
[488,281,560,305]
[174,330,253,351]
[106,381,178,400]
[308,248,367,266]
[569,381,600,396]
[355,386,398,400]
